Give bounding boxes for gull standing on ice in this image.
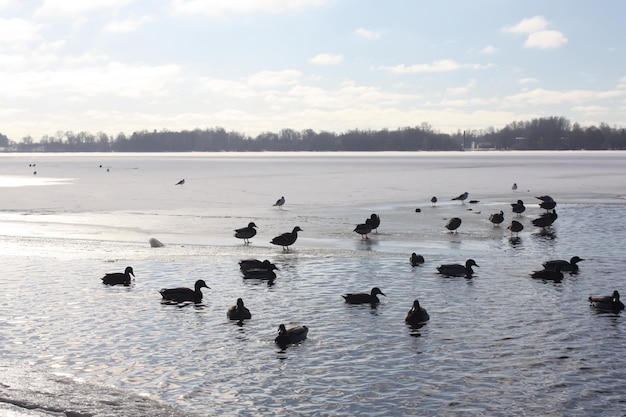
[273,196,285,209]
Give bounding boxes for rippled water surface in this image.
[1,151,626,416]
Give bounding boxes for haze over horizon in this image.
[1,0,625,141]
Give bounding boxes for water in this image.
[1,151,626,416]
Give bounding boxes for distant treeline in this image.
[2,116,626,152]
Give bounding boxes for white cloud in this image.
[0,18,43,46]
[247,69,302,87]
[504,15,567,49]
[35,0,133,18]
[308,53,343,65]
[503,16,548,34]
[505,88,625,106]
[102,16,154,33]
[572,105,610,115]
[380,60,491,74]
[446,79,477,96]
[523,30,568,49]
[354,27,381,40]
[479,45,497,54]
[517,78,539,84]
[168,0,326,17]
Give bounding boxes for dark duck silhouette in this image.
[543,256,584,273]
[270,226,302,250]
[532,210,558,230]
[431,196,437,206]
[365,213,380,233]
[227,298,252,321]
[451,192,468,203]
[511,199,526,215]
[239,259,276,273]
[489,210,504,226]
[410,253,425,266]
[342,287,386,305]
[507,220,524,237]
[405,299,430,325]
[101,266,134,286]
[242,263,279,280]
[175,179,185,185]
[445,217,462,233]
[589,290,625,313]
[437,259,479,277]
[159,279,209,303]
[536,195,557,211]
[530,265,563,282]
[234,222,257,244]
[275,324,308,347]
[354,223,373,239]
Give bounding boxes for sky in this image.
[1,0,626,142]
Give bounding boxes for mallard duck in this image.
[445,217,462,233]
[159,279,209,303]
[437,259,479,277]
[410,253,425,266]
[543,256,584,272]
[532,210,558,229]
[530,266,563,282]
[270,226,302,250]
[227,298,252,321]
[507,220,524,237]
[101,266,134,286]
[242,264,279,280]
[354,223,373,239]
[365,213,380,233]
[589,290,624,312]
[275,324,308,346]
[239,259,276,273]
[234,222,257,244]
[511,199,526,215]
[342,287,386,305]
[489,210,504,226]
[405,299,430,325]
[431,196,438,206]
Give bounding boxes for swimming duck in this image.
[159,279,209,303]
[270,226,302,250]
[405,299,430,325]
[365,213,380,233]
[273,196,285,209]
[511,199,526,215]
[101,266,134,286]
[532,210,558,229]
[234,222,257,244]
[239,259,276,273]
[227,298,252,321]
[507,220,524,237]
[530,266,563,282]
[589,290,625,312]
[543,256,584,273]
[489,210,504,226]
[343,287,386,305]
[242,264,279,280]
[451,192,468,203]
[354,223,373,239]
[445,217,462,233]
[437,259,479,277]
[410,253,425,266]
[275,324,308,346]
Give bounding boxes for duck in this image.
[511,199,526,215]
[405,299,430,325]
[227,298,252,321]
[445,217,462,233]
[342,287,386,305]
[234,222,257,244]
[530,266,563,282]
[543,256,584,273]
[507,220,524,237]
[539,199,557,211]
[275,324,308,346]
[512,182,518,191]
[437,259,479,277]
[354,223,373,239]
[175,179,185,185]
[242,264,279,280]
[532,210,558,229]
[101,266,134,286]
[589,290,625,313]
[451,192,468,202]
[489,210,504,226]
[273,196,285,209]
[239,259,276,273]
[270,226,302,250]
[431,196,437,206]
[410,253,425,266]
[159,279,209,303]
[365,213,380,233]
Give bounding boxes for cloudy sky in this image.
[1,0,625,141]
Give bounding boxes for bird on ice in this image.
[175,179,185,185]
[273,196,285,209]
[451,192,468,203]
